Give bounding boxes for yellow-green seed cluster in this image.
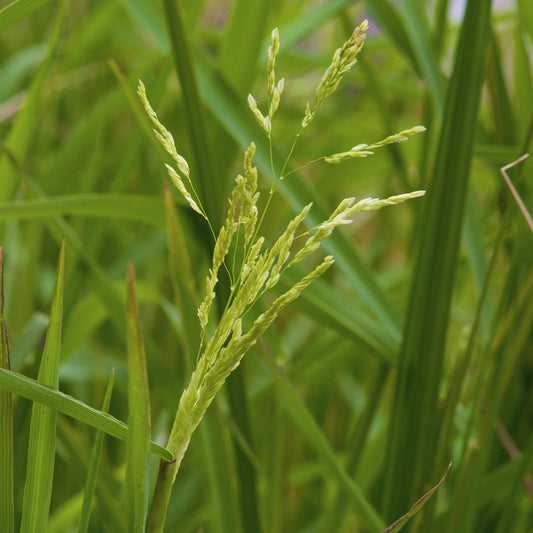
[138,20,426,487]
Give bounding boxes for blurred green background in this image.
[0,0,532,531]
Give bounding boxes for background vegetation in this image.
[0,0,531,531]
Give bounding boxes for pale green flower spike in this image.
[303,19,369,128]
[138,80,207,220]
[267,28,280,104]
[292,191,425,265]
[324,126,427,163]
[141,23,427,522]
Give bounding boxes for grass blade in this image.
[0,0,67,204]
[0,194,165,227]
[260,344,387,533]
[363,0,415,65]
[162,0,223,223]
[383,463,452,532]
[219,0,270,94]
[280,269,399,361]
[0,247,14,533]
[125,263,151,532]
[0,368,171,461]
[20,239,65,533]
[382,0,493,519]
[395,0,445,116]
[76,370,115,533]
[0,0,54,32]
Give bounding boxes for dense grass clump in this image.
[0,1,531,532]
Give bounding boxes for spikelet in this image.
[197,221,237,330]
[165,165,204,216]
[241,236,264,284]
[267,29,280,105]
[365,125,426,149]
[248,94,270,134]
[217,255,335,369]
[324,144,374,163]
[291,191,425,265]
[303,20,369,128]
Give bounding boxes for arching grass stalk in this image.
[140,22,426,532]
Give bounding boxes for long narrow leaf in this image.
[0,194,165,227]
[260,344,386,533]
[0,247,14,533]
[395,0,445,116]
[382,463,451,533]
[0,0,66,204]
[383,0,493,519]
[125,263,151,532]
[76,371,115,533]
[0,368,172,461]
[219,0,270,94]
[20,239,65,533]
[0,0,54,32]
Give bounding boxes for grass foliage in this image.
[0,0,532,532]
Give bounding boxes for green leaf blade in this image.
[0,368,171,461]
[76,370,115,533]
[0,0,54,32]
[125,263,151,532]
[0,194,166,227]
[383,0,493,520]
[20,239,65,533]
[0,247,14,533]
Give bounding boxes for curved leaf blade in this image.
[0,368,172,461]
[20,239,65,533]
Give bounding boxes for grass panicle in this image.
[140,22,425,530]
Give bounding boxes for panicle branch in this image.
[324,125,426,164]
[138,80,207,219]
[248,28,285,135]
[303,20,369,128]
